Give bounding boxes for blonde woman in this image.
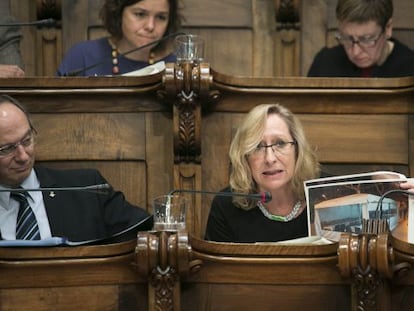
[205,104,320,243]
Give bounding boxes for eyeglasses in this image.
[249,140,296,157]
[335,31,384,49]
[0,130,36,157]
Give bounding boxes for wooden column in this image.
[338,233,411,310]
[160,62,219,237]
[135,231,202,311]
[274,0,301,76]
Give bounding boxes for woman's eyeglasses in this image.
[249,140,296,157]
[335,31,384,49]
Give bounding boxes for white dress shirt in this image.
[0,169,52,240]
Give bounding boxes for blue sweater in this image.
[57,37,176,76]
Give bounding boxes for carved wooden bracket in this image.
[275,0,300,30]
[338,233,411,311]
[36,0,62,22]
[135,230,203,311]
[159,62,220,164]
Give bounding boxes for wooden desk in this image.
[182,237,349,311]
[1,69,412,238]
[136,228,414,311]
[0,240,147,310]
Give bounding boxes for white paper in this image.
[121,61,165,76]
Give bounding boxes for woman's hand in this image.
[400,178,414,192]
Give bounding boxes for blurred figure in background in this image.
[0,15,25,77]
[308,0,414,77]
[57,0,182,76]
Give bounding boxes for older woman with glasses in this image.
[204,103,320,243]
[204,103,414,243]
[307,0,414,77]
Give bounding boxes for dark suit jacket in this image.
[35,165,152,242]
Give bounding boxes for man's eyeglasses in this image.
[249,140,296,157]
[335,31,384,49]
[0,129,36,157]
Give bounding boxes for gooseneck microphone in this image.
[0,183,112,195]
[65,31,186,77]
[362,188,414,234]
[0,18,56,27]
[376,189,414,218]
[168,189,272,203]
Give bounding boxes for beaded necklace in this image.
[108,38,156,75]
[108,38,119,75]
[257,200,302,222]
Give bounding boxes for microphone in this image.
[0,183,113,195]
[65,31,186,76]
[375,189,414,218]
[168,189,272,203]
[362,188,414,234]
[0,18,56,27]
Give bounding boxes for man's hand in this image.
[0,64,25,77]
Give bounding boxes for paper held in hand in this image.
[304,171,413,242]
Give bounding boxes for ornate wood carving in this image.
[160,62,220,164]
[338,233,411,311]
[36,0,61,22]
[135,230,203,311]
[273,0,301,75]
[34,0,62,76]
[275,0,300,30]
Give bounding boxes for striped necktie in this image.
[11,190,41,240]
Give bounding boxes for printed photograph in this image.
[305,172,408,241]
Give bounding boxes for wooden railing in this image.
[0,64,413,310]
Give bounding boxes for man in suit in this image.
[0,94,152,242]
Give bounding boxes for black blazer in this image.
[35,165,152,242]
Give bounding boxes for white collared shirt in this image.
[0,169,52,240]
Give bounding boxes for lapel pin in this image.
[49,191,56,198]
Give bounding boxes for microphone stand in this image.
[362,189,414,234]
[0,18,56,27]
[168,189,272,203]
[0,184,112,195]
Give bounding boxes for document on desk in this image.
[274,236,333,245]
[0,237,66,247]
[0,215,153,247]
[121,61,165,76]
